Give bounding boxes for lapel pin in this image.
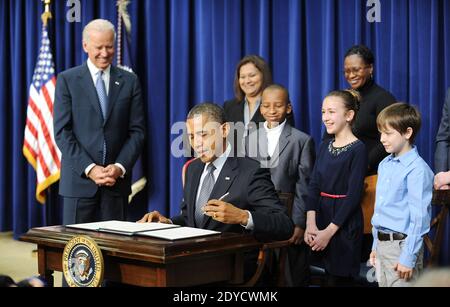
[115,81,120,86]
[225,177,230,181]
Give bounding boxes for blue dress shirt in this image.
[371,146,434,268]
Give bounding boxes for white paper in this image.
[139,227,220,240]
[99,220,179,233]
[66,220,114,231]
[66,220,179,235]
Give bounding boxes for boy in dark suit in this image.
[246,84,316,286]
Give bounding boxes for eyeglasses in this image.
[343,66,370,76]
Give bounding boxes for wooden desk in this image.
[20,226,261,287]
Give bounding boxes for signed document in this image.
[66,220,180,235]
[139,227,220,240]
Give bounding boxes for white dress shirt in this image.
[263,119,286,157]
[87,58,110,95]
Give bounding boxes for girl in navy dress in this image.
[305,90,368,286]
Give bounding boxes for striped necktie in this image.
[195,163,216,227]
[96,70,108,164]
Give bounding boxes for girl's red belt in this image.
[320,192,347,199]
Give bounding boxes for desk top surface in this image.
[20,226,261,264]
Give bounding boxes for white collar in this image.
[205,142,231,172]
[87,58,111,76]
[264,119,287,133]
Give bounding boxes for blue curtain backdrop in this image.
[0,0,449,265]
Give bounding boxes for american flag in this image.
[23,24,61,204]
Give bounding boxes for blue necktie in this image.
[96,71,108,164]
[195,164,216,227]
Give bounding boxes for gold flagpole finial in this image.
[41,0,52,26]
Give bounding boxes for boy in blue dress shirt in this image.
[370,103,433,287]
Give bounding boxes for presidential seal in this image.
[62,235,104,287]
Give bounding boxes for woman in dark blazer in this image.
[224,55,293,155]
[224,55,271,155]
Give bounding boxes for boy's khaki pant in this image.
[375,239,424,287]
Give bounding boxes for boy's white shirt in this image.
[263,119,287,157]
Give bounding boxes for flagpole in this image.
[117,0,123,66]
[41,0,58,225]
[116,0,131,67]
[41,0,52,26]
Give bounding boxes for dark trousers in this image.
[62,189,127,225]
[325,273,356,287]
[255,242,310,287]
[62,189,127,286]
[286,242,310,286]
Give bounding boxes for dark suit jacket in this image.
[224,98,266,124]
[54,63,146,198]
[435,88,450,172]
[223,98,295,156]
[171,156,294,241]
[246,123,315,229]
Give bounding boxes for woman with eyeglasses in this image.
[341,45,396,174]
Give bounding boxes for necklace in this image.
[328,139,359,156]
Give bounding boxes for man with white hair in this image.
[54,19,145,224]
